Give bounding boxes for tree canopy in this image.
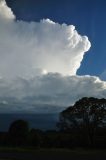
[58,97,106,146]
[8,119,29,146]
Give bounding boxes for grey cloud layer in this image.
[0,74,106,113]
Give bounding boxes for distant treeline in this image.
[0,97,106,148]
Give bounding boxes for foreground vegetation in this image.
[0,97,106,150]
[0,147,106,160]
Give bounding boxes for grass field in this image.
[0,147,106,160]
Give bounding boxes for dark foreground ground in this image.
[0,148,106,160]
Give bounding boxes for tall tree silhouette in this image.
[58,97,106,146]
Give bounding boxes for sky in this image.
[0,0,106,113]
[6,0,106,79]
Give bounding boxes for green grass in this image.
[0,148,106,160]
[0,147,106,155]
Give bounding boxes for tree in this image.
[58,97,106,146]
[28,129,43,147]
[8,120,29,146]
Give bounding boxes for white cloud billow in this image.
[0,0,106,113]
[0,0,91,78]
[0,0,15,20]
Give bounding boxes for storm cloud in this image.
[0,0,106,113]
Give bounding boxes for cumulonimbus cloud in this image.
[0,0,106,113]
[0,0,91,79]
